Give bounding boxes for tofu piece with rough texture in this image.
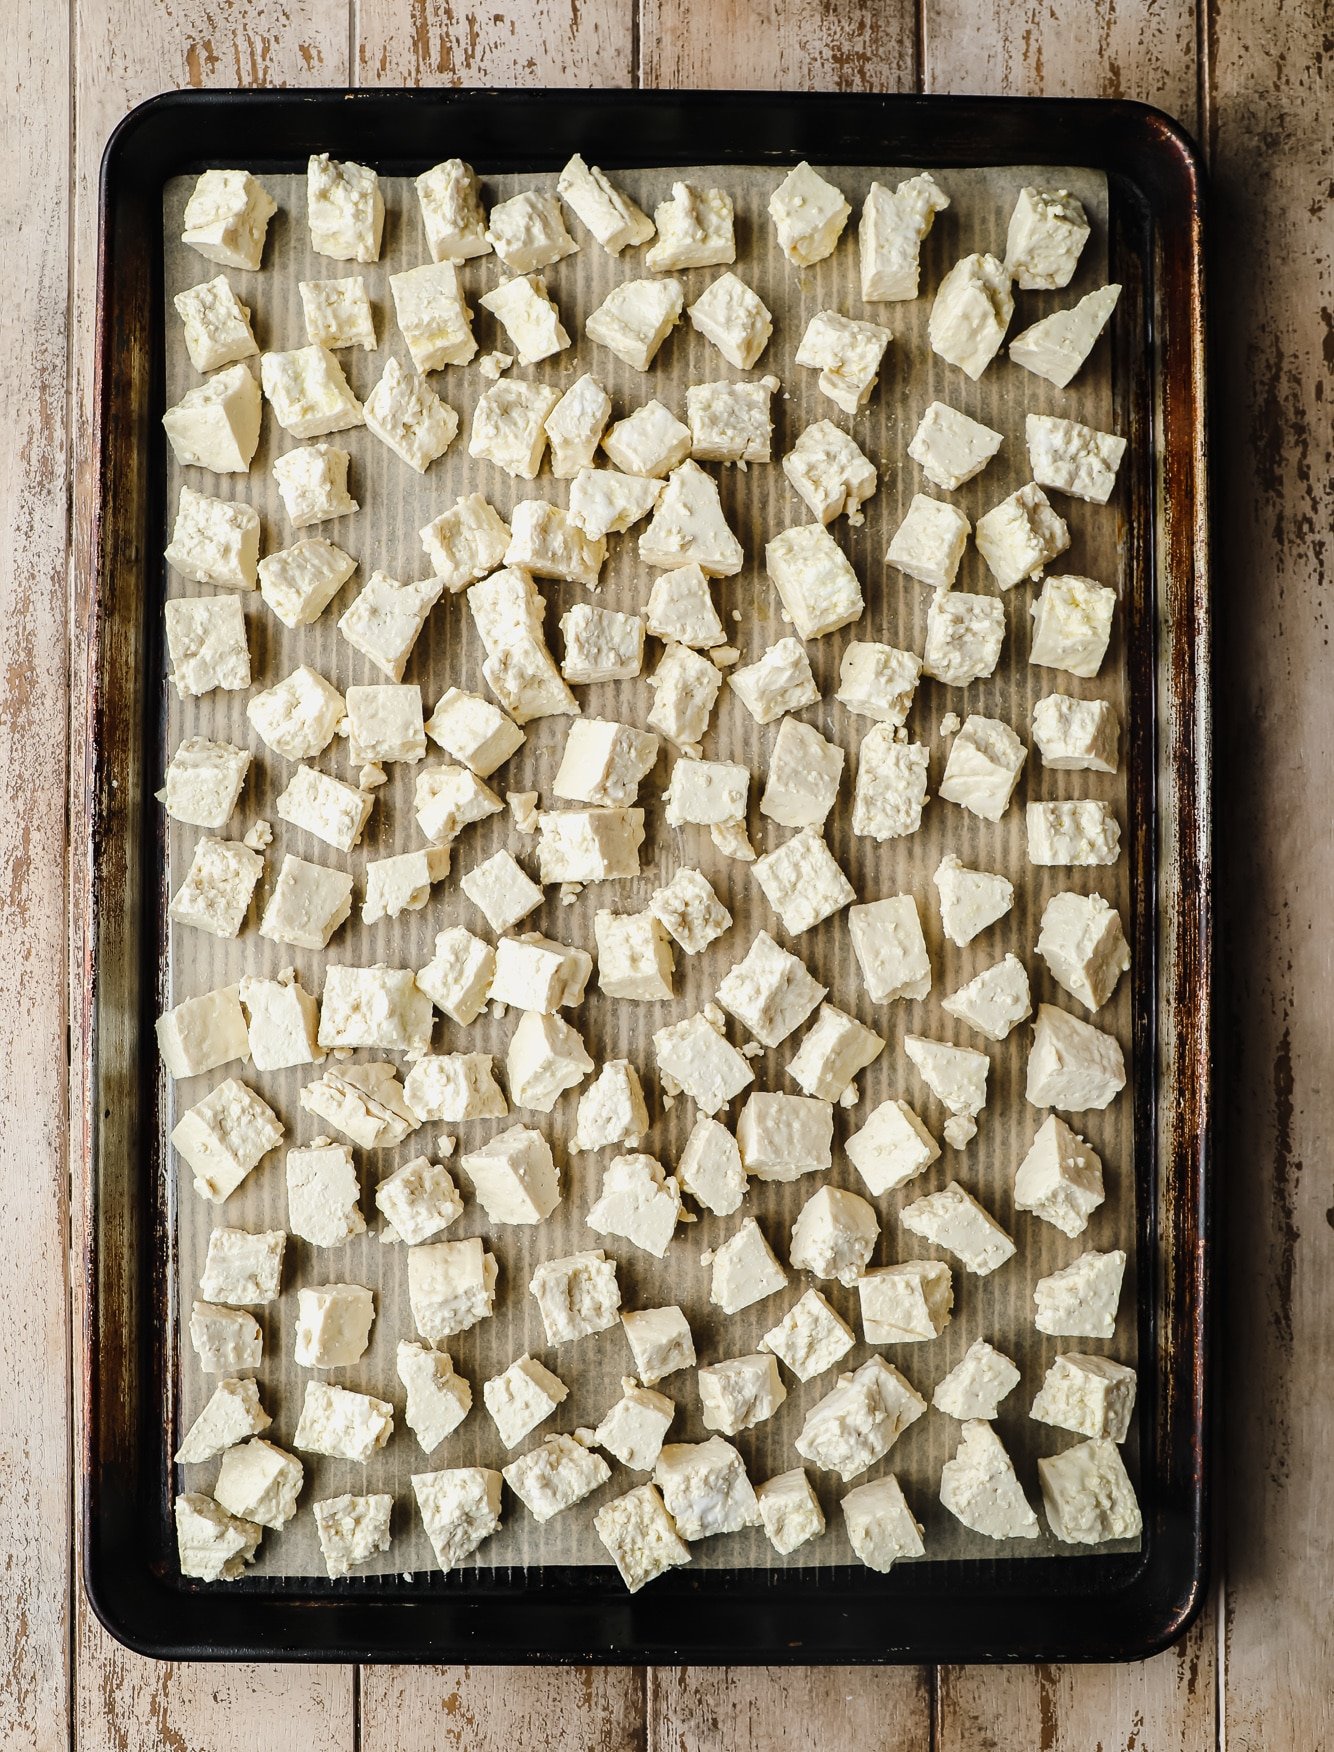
[417,926,496,1025]
[488,933,591,1014]
[419,495,510,591]
[339,568,443,680]
[529,1249,622,1345]
[729,637,820,725]
[783,419,877,525]
[645,563,725,649]
[574,1060,649,1153]
[852,727,929,841]
[886,494,970,590]
[504,1433,612,1523]
[939,714,1027,821]
[404,1053,507,1125]
[557,154,654,254]
[928,253,1014,380]
[301,1061,416,1149]
[901,1180,1014,1275]
[248,666,345,762]
[1033,1249,1127,1338]
[705,1216,788,1314]
[1014,1112,1105,1238]
[586,276,684,371]
[307,153,382,262]
[189,1301,262,1374]
[655,1437,760,1539]
[789,1184,878,1284]
[425,687,524,776]
[769,162,850,266]
[413,764,503,847]
[752,830,855,935]
[788,1003,885,1102]
[543,374,612,474]
[933,853,1014,947]
[939,1421,1038,1539]
[858,1260,953,1343]
[313,1493,393,1578]
[1029,573,1117,677]
[555,719,659,807]
[1026,1003,1126,1110]
[595,1382,676,1469]
[907,401,1002,491]
[675,1114,745,1215]
[757,1469,826,1554]
[1031,1353,1137,1442]
[460,850,542,933]
[162,362,262,474]
[688,270,772,369]
[974,482,1070,590]
[299,276,376,351]
[845,1098,940,1197]
[737,1092,834,1183]
[375,1154,463,1245]
[1038,1439,1142,1545]
[158,989,250,1083]
[273,445,358,530]
[165,485,259,590]
[639,460,743,577]
[933,1338,1021,1421]
[363,357,459,472]
[1005,186,1090,289]
[416,158,489,263]
[766,521,864,638]
[594,1484,691,1591]
[848,894,931,1004]
[843,1473,925,1572]
[505,499,605,587]
[716,930,825,1047]
[317,963,433,1054]
[1027,800,1121,867]
[602,399,691,479]
[286,1141,365,1248]
[569,467,663,540]
[698,1353,787,1435]
[836,641,920,726]
[164,595,250,698]
[408,1238,498,1341]
[664,757,748,829]
[942,954,1032,1043]
[294,1381,393,1463]
[795,1356,927,1482]
[343,682,426,764]
[167,837,263,940]
[1027,413,1126,504]
[506,1010,594,1112]
[459,1125,560,1224]
[174,1376,272,1465]
[858,172,949,299]
[397,1342,472,1452]
[260,854,352,951]
[237,969,322,1071]
[646,642,723,750]
[170,1077,281,1202]
[261,345,363,440]
[760,1288,855,1382]
[412,1467,503,1570]
[469,567,577,720]
[535,808,645,883]
[1032,694,1120,774]
[687,378,775,465]
[1038,891,1130,1010]
[795,309,891,413]
[650,868,731,955]
[486,191,577,272]
[653,1011,754,1117]
[214,1437,303,1529]
[469,379,561,479]
[483,1355,569,1449]
[595,910,675,1001]
[646,182,734,271]
[587,1153,682,1258]
[181,168,276,272]
[258,538,358,628]
[904,1035,990,1148]
[923,590,1006,688]
[175,1493,262,1582]
[479,273,568,366]
[761,719,844,828]
[1010,284,1121,387]
[559,603,645,685]
[293,1282,375,1368]
[622,1306,695,1386]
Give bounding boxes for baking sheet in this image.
[161,160,1137,1579]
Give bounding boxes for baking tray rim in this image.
[78,84,1211,1667]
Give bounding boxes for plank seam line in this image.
[631,0,642,89]
[348,0,357,88]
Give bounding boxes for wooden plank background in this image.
[11,0,1324,1745]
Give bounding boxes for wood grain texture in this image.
[0,0,73,1748]
[647,1666,933,1752]
[923,0,1200,127]
[68,4,356,1749]
[638,0,915,90]
[356,0,634,86]
[361,1665,646,1752]
[1210,0,1334,1743]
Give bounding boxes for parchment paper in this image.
[161,161,1137,1578]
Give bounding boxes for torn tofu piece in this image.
[415,158,489,263]
[974,481,1070,590]
[757,1469,826,1555]
[307,153,382,262]
[704,1216,788,1315]
[272,446,358,531]
[294,1381,393,1463]
[404,1053,507,1125]
[698,1353,787,1436]
[214,1438,303,1530]
[923,590,1006,688]
[688,270,772,369]
[903,1035,990,1149]
[851,726,929,841]
[362,357,459,472]
[468,379,561,479]
[646,181,735,271]
[1026,413,1126,505]
[375,1154,464,1245]
[769,161,850,266]
[675,1115,745,1215]
[595,910,675,1002]
[933,854,1014,948]
[908,402,1004,495]
[529,1250,622,1345]
[162,362,261,474]
[760,719,844,828]
[664,756,749,829]
[312,1493,393,1579]
[728,637,819,726]
[260,345,363,439]
[419,494,510,592]
[848,894,931,1004]
[586,276,685,371]
[1010,284,1121,387]
[157,988,251,1083]
[783,420,877,525]
[858,1261,953,1344]
[555,718,659,806]
[765,521,864,638]
[933,1338,1021,1422]
[655,1437,760,1539]
[1032,694,1120,775]
[390,261,477,370]
[836,640,920,727]
[286,1140,365,1248]
[468,566,578,721]
[189,1301,262,1374]
[843,1474,925,1572]
[545,373,612,477]
[928,253,1014,380]
[939,1422,1038,1539]
[338,568,443,680]
[1004,186,1090,289]
[574,1061,650,1153]
[459,1125,560,1225]
[844,1098,940,1197]
[886,493,971,591]
[942,954,1033,1043]
[174,1377,271,1465]
[505,499,605,588]
[646,642,723,750]
[787,1004,885,1103]
[752,830,855,935]
[594,1382,676,1470]
[317,964,433,1054]
[653,1011,754,1118]
[939,714,1027,822]
[301,1061,417,1149]
[479,273,569,366]
[594,1483,691,1592]
[622,1307,695,1386]
[180,168,275,272]
[1038,1439,1142,1545]
[650,867,731,955]
[568,466,663,540]
[174,1493,262,1582]
[716,930,825,1048]
[687,378,775,465]
[645,564,725,648]
[1034,1249,1127,1339]
[506,1009,594,1112]
[408,1238,499,1341]
[795,309,892,413]
[557,153,654,255]
[1029,573,1117,678]
[1037,891,1130,1010]
[485,190,577,272]
[900,1181,1015,1276]
[489,933,591,1015]
[170,1077,282,1202]
[858,171,949,300]
[417,927,496,1026]
[737,1092,834,1183]
[788,1184,878,1285]
[535,808,645,883]
[1031,1353,1137,1443]
[1026,1003,1126,1110]
[167,837,263,940]
[504,1434,611,1523]
[164,595,250,697]
[560,603,645,684]
[248,665,345,762]
[602,399,691,478]
[199,1227,285,1306]
[794,1357,926,1483]
[483,1354,569,1450]
[1027,800,1121,867]
[426,687,524,777]
[587,1153,682,1258]
[638,460,744,576]
[257,536,357,627]
[412,1467,503,1570]
[164,484,259,590]
[460,849,542,934]
[397,1342,472,1452]
[760,1289,855,1382]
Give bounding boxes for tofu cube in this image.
[419,495,510,591]
[760,1288,855,1382]
[601,399,691,478]
[886,493,971,590]
[1037,891,1130,1011]
[737,1092,834,1183]
[397,1342,473,1453]
[595,1383,676,1469]
[214,1438,303,1529]
[756,1468,827,1555]
[167,837,263,940]
[257,537,358,627]
[174,1492,261,1582]
[769,161,850,266]
[664,756,748,829]
[1031,1353,1137,1442]
[483,1354,569,1449]
[158,982,253,1084]
[505,499,605,587]
[654,1437,760,1538]
[272,445,359,529]
[506,1009,594,1112]
[259,854,353,951]
[928,253,1014,380]
[1004,186,1090,289]
[621,1306,695,1385]
[752,830,855,935]
[460,1125,560,1224]
[653,1011,754,1116]
[555,719,659,807]
[593,1483,691,1592]
[189,1301,262,1374]
[716,929,825,1047]
[418,926,496,1025]
[294,1381,393,1462]
[904,1035,990,1148]
[901,1181,1015,1275]
[595,910,675,1002]
[858,171,949,300]
[426,687,525,776]
[923,590,1006,688]
[1034,1249,1127,1339]
[698,1353,787,1435]
[974,481,1070,589]
[789,1184,878,1283]
[557,153,654,255]
[1009,283,1121,387]
[858,1260,953,1343]
[503,1433,611,1524]
[164,594,251,698]
[848,894,931,1003]
[794,1356,926,1482]
[675,1107,745,1218]
[907,401,1003,491]
[387,260,477,372]
[836,640,921,726]
[845,1098,940,1197]
[646,643,723,749]
[688,270,773,369]
[180,168,276,272]
[165,485,259,590]
[461,850,542,933]
[344,683,426,764]
[587,1153,682,1258]
[939,1422,1038,1539]
[1026,800,1122,866]
[162,362,262,473]
[286,1142,365,1249]
[942,953,1033,1043]
[248,665,346,761]
[1037,1439,1142,1544]
[469,379,561,479]
[318,964,433,1054]
[298,275,376,350]
[787,1003,885,1102]
[375,1154,463,1245]
[639,460,744,576]
[1026,1003,1126,1110]
[646,180,735,270]
[480,272,570,367]
[1029,574,1117,677]
[157,739,247,840]
[300,1061,416,1150]
[932,1338,1021,1421]
[851,726,929,840]
[782,420,877,525]
[1027,413,1126,504]
[415,158,490,264]
[650,867,732,955]
[408,1238,499,1341]
[413,764,503,847]
[489,933,591,1014]
[363,357,459,473]
[535,808,646,883]
[687,379,774,465]
[573,1060,649,1154]
[275,764,374,854]
[307,153,383,262]
[238,971,322,1071]
[529,1249,622,1344]
[339,569,444,680]
[559,603,645,684]
[794,309,891,413]
[568,467,663,540]
[1032,694,1120,774]
[705,1216,788,1314]
[312,1493,393,1579]
[766,521,864,638]
[842,1474,926,1572]
[645,563,725,648]
[485,190,577,273]
[544,373,613,477]
[586,276,684,371]
[260,345,363,439]
[170,1077,282,1201]
[938,713,1027,821]
[174,1377,271,1466]
[412,1467,504,1570]
[404,1053,507,1124]
[933,853,1014,947]
[729,635,821,724]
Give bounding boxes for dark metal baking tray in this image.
[78,87,1210,1666]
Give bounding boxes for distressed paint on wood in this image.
[0,0,73,1748]
[357,0,634,86]
[647,1666,934,1752]
[638,0,916,91]
[1211,0,1334,1742]
[67,4,357,1749]
[361,1665,647,1752]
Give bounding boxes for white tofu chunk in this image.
[294,1381,393,1463]
[504,1433,612,1523]
[1029,573,1117,677]
[717,930,826,1048]
[907,401,1003,492]
[167,837,263,940]
[639,459,744,576]
[312,1493,393,1579]
[163,594,250,697]
[783,419,877,525]
[363,356,459,472]
[595,910,675,1001]
[594,1483,691,1592]
[645,642,723,750]
[1027,413,1126,504]
[621,1306,695,1386]
[729,637,820,725]
[901,1180,1014,1275]
[189,1301,262,1374]
[928,253,1014,380]
[375,1154,463,1245]
[923,590,1006,688]
[858,171,949,299]
[933,1338,1021,1421]
[933,853,1013,948]
[1014,1112,1106,1238]
[789,1185,878,1284]
[339,568,443,680]
[175,1492,261,1582]
[645,563,725,648]
[299,276,376,351]
[165,485,259,590]
[795,309,892,413]
[939,714,1027,822]
[848,894,931,1004]
[468,379,561,479]
[486,190,577,273]
[544,373,613,477]
[238,970,322,1072]
[1037,891,1130,1010]
[158,987,251,1084]
[559,603,645,684]
[601,398,692,478]
[836,641,920,727]
[405,1053,507,1125]
[974,481,1071,590]
[688,270,772,369]
[653,1010,754,1117]
[555,718,658,807]
[413,763,503,847]
[397,1342,473,1453]
[1010,284,1121,386]
[260,1328,345,1432]
[704,1215,788,1316]
[483,1354,569,1450]
[412,1467,503,1570]
[162,362,262,474]
[408,1238,499,1341]
[761,718,844,829]
[273,445,359,531]
[568,466,663,540]
[1004,186,1090,289]
[766,521,864,638]
[595,1382,676,1470]
[852,726,929,840]
[673,1114,743,1215]
[939,1421,1038,1539]
[1026,1003,1126,1110]
[181,168,276,272]
[198,1226,285,1305]
[1033,1249,1127,1338]
[260,345,363,440]
[535,808,645,883]
[1038,1439,1142,1544]
[307,153,382,262]
[479,273,569,366]
[286,1141,365,1249]
[1031,1353,1137,1442]
[506,1010,594,1112]
[752,830,855,935]
[646,181,735,270]
[788,1003,885,1102]
[461,850,542,933]
[416,159,490,264]
[1027,800,1122,868]
[794,1356,926,1482]
[214,1438,303,1530]
[737,1092,834,1182]
[174,1376,271,1465]
[301,1061,416,1150]
[649,867,731,956]
[489,933,591,1014]
[698,1353,787,1436]
[655,1437,760,1539]
[170,1077,281,1203]
[459,1124,560,1225]
[344,682,426,764]
[276,764,374,856]
[259,855,352,953]
[845,1098,940,1197]
[469,567,577,719]
[687,378,775,465]
[587,1153,682,1258]
[760,1288,855,1383]
[769,161,850,266]
[757,1469,826,1554]
[556,154,654,255]
[258,537,358,628]
[426,687,524,775]
[843,1474,925,1572]
[586,276,685,371]
[529,1249,622,1345]
[886,494,971,590]
[574,1061,649,1154]
[858,1260,953,1343]
[942,954,1032,1043]
[418,926,496,1025]
[317,963,432,1054]
[1032,694,1120,774]
[248,665,345,762]
[664,756,748,829]
[505,499,605,587]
